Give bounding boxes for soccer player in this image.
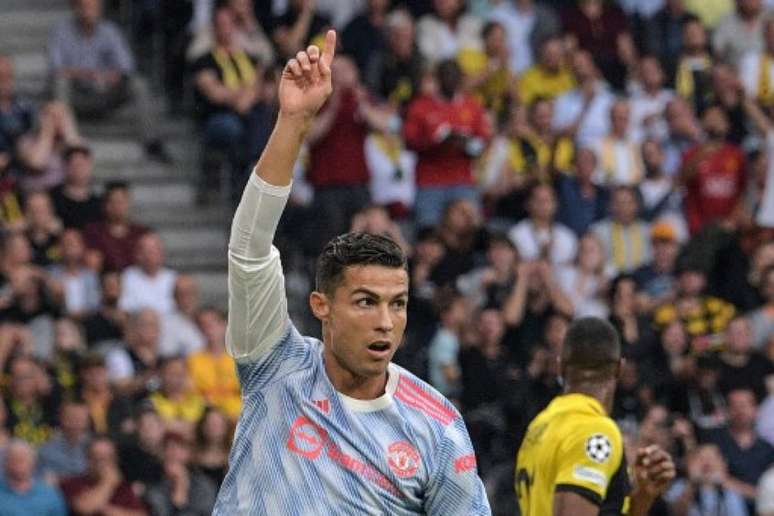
[212,30,491,515]
[515,317,675,515]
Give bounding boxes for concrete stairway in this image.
[0,0,231,309]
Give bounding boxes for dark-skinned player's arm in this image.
[628,445,676,516]
[225,31,336,366]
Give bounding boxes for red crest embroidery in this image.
[387,441,420,478]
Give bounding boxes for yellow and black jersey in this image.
[515,393,631,515]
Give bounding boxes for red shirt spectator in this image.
[306,87,369,188]
[83,182,147,271]
[403,92,490,188]
[682,143,745,234]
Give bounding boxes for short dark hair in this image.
[561,317,621,382]
[64,144,92,162]
[315,232,407,295]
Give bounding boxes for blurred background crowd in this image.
[1,0,774,514]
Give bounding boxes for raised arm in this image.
[226,30,336,361]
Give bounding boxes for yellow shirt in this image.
[187,351,242,419]
[457,48,513,119]
[516,393,629,515]
[507,134,575,180]
[150,391,206,424]
[518,65,575,106]
[684,0,733,28]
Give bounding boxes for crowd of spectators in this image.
[2,0,774,514]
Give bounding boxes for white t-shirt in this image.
[118,266,177,315]
[508,220,578,265]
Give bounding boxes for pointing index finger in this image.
[321,29,336,68]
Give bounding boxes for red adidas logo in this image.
[313,399,330,414]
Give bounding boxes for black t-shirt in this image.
[342,14,384,75]
[50,185,102,229]
[82,310,124,347]
[705,428,774,487]
[191,51,259,119]
[27,230,60,267]
[119,441,163,485]
[717,353,774,402]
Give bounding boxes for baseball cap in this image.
[650,222,677,242]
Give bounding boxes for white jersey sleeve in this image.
[423,416,491,515]
[226,172,291,363]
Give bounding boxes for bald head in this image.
[5,439,36,483]
[560,317,621,384]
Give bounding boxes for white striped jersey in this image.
[212,321,491,515]
[214,174,490,515]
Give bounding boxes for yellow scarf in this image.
[676,55,711,100]
[599,137,642,185]
[611,222,644,271]
[371,133,403,164]
[212,48,256,90]
[758,53,774,106]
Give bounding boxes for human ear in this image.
[309,291,331,322]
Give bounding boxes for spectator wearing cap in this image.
[0,439,66,516]
[555,147,610,236]
[508,183,577,265]
[50,145,102,230]
[706,388,774,509]
[38,400,91,482]
[145,431,216,516]
[188,308,240,419]
[654,263,736,352]
[48,0,171,163]
[517,36,574,106]
[416,0,483,65]
[118,232,177,315]
[634,222,680,311]
[77,354,133,437]
[83,181,148,272]
[60,435,146,516]
[403,59,491,228]
[592,185,652,273]
[682,105,747,233]
[717,316,774,402]
[487,0,560,74]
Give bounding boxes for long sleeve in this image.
[226,173,292,362]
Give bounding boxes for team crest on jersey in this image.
[387,441,420,478]
[585,434,613,464]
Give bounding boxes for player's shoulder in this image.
[391,364,462,428]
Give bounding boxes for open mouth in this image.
[368,342,390,352]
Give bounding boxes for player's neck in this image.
[565,384,615,415]
[324,350,389,400]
